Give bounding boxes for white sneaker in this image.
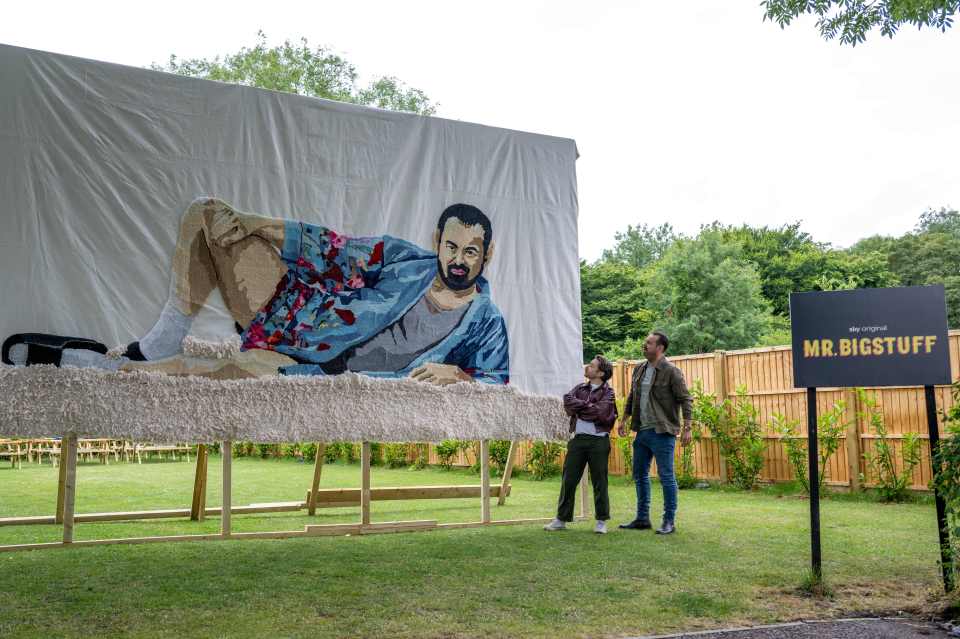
[594,520,608,534]
[544,518,566,531]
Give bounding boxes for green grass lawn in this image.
[0,457,949,638]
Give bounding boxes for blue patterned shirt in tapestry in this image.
[240,220,510,384]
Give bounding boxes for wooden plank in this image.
[362,520,438,534]
[55,441,68,524]
[190,444,208,521]
[222,440,232,538]
[480,440,491,524]
[0,515,57,526]
[61,434,78,544]
[844,388,861,491]
[303,524,364,536]
[714,351,729,484]
[361,442,371,526]
[308,442,326,516]
[579,466,590,518]
[497,440,517,506]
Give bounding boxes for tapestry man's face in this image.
[435,218,491,291]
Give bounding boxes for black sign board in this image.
[790,285,951,388]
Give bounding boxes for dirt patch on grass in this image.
[756,579,941,621]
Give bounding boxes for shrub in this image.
[676,422,702,489]
[859,388,921,502]
[436,440,465,470]
[410,444,429,470]
[300,442,318,463]
[383,443,410,468]
[528,441,563,480]
[773,400,848,494]
[693,383,765,490]
[488,440,512,476]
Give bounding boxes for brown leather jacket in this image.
[563,382,618,433]
[624,358,692,436]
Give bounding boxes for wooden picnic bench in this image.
[134,443,193,464]
[0,439,27,469]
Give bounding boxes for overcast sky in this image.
[2,1,958,261]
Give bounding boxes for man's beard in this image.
[438,259,483,291]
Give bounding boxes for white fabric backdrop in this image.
[0,43,582,395]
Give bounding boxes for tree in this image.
[762,0,959,45]
[579,261,653,362]
[600,223,678,270]
[719,222,898,316]
[645,229,772,355]
[154,31,436,115]
[851,208,960,327]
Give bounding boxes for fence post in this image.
[714,350,729,484]
[844,388,861,491]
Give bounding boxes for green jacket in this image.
[624,358,693,436]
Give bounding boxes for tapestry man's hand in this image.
[410,363,473,386]
[207,206,254,248]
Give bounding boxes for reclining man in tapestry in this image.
[2,198,509,385]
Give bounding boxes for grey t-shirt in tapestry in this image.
[345,295,469,373]
[636,365,657,431]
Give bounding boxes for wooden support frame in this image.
[480,440,491,523]
[222,440,232,538]
[1,438,543,554]
[61,434,78,544]
[190,444,209,521]
[307,442,326,516]
[360,442,371,526]
[579,466,590,519]
[497,440,517,506]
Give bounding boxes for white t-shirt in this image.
[574,383,609,437]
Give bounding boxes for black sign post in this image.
[806,387,821,582]
[925,385,955,592]
[790,285,953,591]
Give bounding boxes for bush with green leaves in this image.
[488,440,512,476]
[858,388,921,502]
[676,422,703,489]
[383,443,410,469]
[435,440,465,470]
[772,400,848,494]
[527,441,563,480]
[692,383,765,490]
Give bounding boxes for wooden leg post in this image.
[480,440,491,523]
[497,440,517,506]
[308,443,326,516]
[222,441,232,538]
[55,442,68,524]
[190,444,208,521]
[579,467,591,519]
[361,442,371,526]
[62,434,78,544]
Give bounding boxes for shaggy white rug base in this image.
[0,364,568,442]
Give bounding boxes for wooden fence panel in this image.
[419,331,958,491]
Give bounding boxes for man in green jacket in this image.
[617,332,692,535]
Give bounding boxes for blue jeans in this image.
[632,429,678,523]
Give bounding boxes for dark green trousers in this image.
[556,434,611,522]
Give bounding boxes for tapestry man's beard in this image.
[438,258,483,291]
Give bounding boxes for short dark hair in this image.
[595,355,614,382]
[437,203,493,255]
[651,331,669,352]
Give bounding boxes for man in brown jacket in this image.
[545,355,618,533]
[617,332,692,535]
